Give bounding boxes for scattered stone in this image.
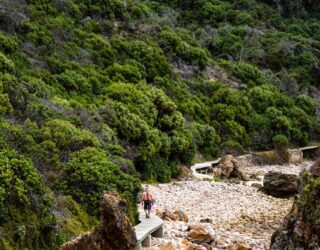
[251,183,263,188]
[161,242,174,250]
[236,242,252,250]
[262,171,297,197]
[156,208,189,222]
[200,218,213,224]
[181,239,206,250]
[200,242,211,249]
[216,239,225,245]
[249,173,259,180]
[186,225,214,244]
[227,244,234,250]
[228,179,241,184]
[150,247,160,250]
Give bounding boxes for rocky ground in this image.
[241,160,313,178]
[145,161,314,250]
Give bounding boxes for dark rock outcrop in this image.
[261,171,297,197]
[60,193,136,250]
[270,169,320,249]
[310,160,320,177]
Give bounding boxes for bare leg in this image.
[144,208,148,217]
[147,208,151,218]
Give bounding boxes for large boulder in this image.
[186,224,214,245]
[212,155,246,180]
[177,166,195,181]
[270,170,320,249]
[262,171,297,197]
[60,193,136,250]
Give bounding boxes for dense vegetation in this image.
[0,0,319,248]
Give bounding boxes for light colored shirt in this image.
[141,191,154,201]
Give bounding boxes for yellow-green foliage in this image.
[0,53,14,73]
[299,173,320,234]
[0,205,43,249]
[55,196,98,239]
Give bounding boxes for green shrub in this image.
[158,29,209,69]
[106,63,142,83]
[0,150,43,207]
[290,128,308,146]
[217,60,266,87]
[192,123,220,158]
[0,94,13,117]
[0,53,14,73]
[220,140,244,156]
[0,33,18,53]
[248,86,275,113]
[84,35,114,66]
[272,134,289,149]
[56,70,91,93]
[42,119,100,151]
[248,114,272,150]
[62,147,140,218]
[105,83,157,125]
[139,156,171,182]
[295,95,316,116]
[111,38,172,81]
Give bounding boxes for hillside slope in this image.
[0,0,319,248]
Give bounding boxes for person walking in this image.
[140,185,155,218]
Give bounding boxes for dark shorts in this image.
[143,200,152,210]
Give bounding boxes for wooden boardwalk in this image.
[190,159,221,179]
[191,146,320,178]
[134,208,164,249]
[296,145,319,151]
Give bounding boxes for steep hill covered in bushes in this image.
[0,0,319,248]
